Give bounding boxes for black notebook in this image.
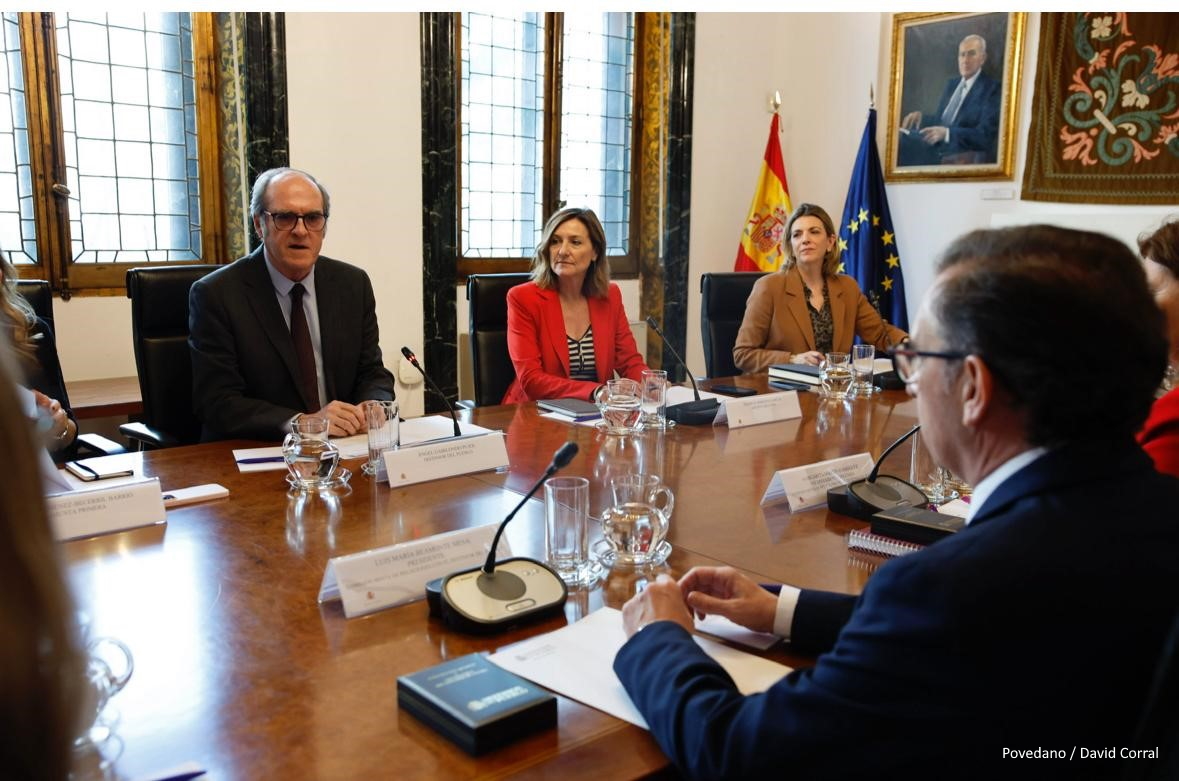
[870,505,965,545]
[397,653,557,755]
[767,363,822,385]
[537,397,601,421]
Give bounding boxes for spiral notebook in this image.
[846,528,924,558]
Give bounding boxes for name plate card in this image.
[319,523,511,618]
[48,478,166,542]
[715,391,803,429]
[761,453,873,512]
[383,431,509,488]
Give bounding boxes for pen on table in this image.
[131,763,207,781]
[235,456,286,464]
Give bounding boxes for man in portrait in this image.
[898,33,1001,166]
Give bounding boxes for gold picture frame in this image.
[886,12,1026,182]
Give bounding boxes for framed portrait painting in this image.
[886,12,1026,181]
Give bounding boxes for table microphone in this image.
[644,317,720,425]
[827,424,928,521]
[401,346,461,437]
[436,442,577,634]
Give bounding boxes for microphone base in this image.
[828,476,929,522]
[666,399,720,426]
[439,557,569,634]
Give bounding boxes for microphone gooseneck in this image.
[481,442,579,575]
[646,317,701,401]
[401,345,462,437]
[645,317,720,425]
[867,425,921,483]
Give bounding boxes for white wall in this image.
[285,12,426,414]
[51,12,1176,391]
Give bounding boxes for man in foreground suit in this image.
[189,167,394,440]
[615,225,1179,778]
[899,33,1000,166]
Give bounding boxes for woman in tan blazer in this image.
[733,203,907,374]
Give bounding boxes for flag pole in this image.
[769,90,781,114]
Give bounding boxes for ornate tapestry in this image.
[1023,13,1179,204]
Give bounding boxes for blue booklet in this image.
[397,653,556,755]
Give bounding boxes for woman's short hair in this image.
[1139,216,1179,277]
[530,207,611,298]
[782,203,842,278]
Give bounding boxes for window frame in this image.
[454,11,641,280]
[13,11,225,297]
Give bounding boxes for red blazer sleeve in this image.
[502,282,649,404]
[597,283,648,384]
[1139,387,1179,479]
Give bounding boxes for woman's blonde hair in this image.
[530,207,611,298]
[781,203,842,278]
[0,250,37,364]
[0,342,84,779]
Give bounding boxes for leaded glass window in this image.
[0,11,222,293]
[459,11,636,273]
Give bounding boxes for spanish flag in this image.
[734,113,792,272]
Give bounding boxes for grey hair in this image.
[961,34,987,55]
[249,168,331,220]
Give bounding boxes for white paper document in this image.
[695,614,780,651]
[487,607,792,729]
[666,385,727,406]
[399,415,495,446]
[233,445,286,472]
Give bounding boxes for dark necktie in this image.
[289,283,321,412]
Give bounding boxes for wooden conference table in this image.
[64,378,921,780]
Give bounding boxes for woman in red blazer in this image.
[502,207,648,403]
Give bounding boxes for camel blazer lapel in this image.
[783,267,851,354]
[782,269,817,352]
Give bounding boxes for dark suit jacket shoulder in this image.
[615,438,1179,779]
[189,248,393,441]
[930,71,1001,159]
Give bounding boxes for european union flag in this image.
[838,108,908,332]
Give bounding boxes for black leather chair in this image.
[119,265,218,449]
[466,273,529,407]
[699,271,767,378]
[13,279,124,457]
[14,279,55,332]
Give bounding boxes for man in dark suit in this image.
[899,33,1001,166]
[614,225,1179,778]
[189,168,394,441]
